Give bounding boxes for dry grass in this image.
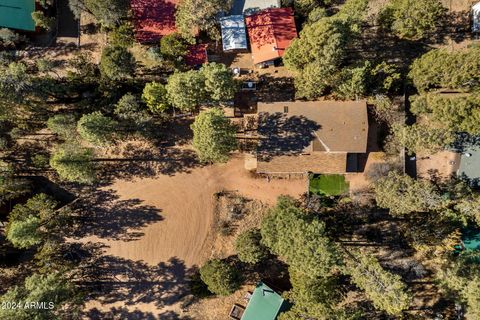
[129,43,165,69]
[209,191,270,259]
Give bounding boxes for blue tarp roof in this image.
[220,15,247,51]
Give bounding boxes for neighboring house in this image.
[245,8,297,65]
[131,0,179,43]
[250,100,369,175]
[0,0,36,31]
[473,2,480,32]
[229,282,289,320]
[231,0,281,16]
[220,15,248,51]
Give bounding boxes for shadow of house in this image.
[56,0,79,39]
[252,100,369,175]
[96,147,202,184]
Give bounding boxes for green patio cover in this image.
[241,282,288,320]
[0,0,36,31]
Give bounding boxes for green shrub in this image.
[199,259,241,296]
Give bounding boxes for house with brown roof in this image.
[245,7,297,65]
[249,100,369,175]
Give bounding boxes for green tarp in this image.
[241,282,288,320]
[0,0,36,31]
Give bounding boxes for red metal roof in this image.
[131,0,180,43]
[185,44,208,66]
[245,7,297,65]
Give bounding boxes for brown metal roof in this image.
[257,152,347,174]
[257,100,368,153]
[255,100,368,174]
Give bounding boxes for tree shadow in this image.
[452,132,480,152]
[434,10,473,45]
[347,27,431,73]
[79,253,198,316]
[97,147,202,184]
[86,307,158,320]
[257,112,321,162]
[68,188,163,241]
[96,118,202,183]
[257,75,295,102]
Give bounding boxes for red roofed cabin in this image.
[245,7,297,66]
[131,0,179,43]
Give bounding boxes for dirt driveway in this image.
[79,154,305,319]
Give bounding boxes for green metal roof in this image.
[0,0,36,31]
[462,228,480,251]
[241,282,288,320]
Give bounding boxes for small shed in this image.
[473,2,480,32]
[240,282,289,320]
[0,0,36,31]
[220,15,248,51]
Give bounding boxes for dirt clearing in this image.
[78,154,305,318]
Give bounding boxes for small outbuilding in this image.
[240,282,289,320]
[0,0,36,31]
[220,15,248,51]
